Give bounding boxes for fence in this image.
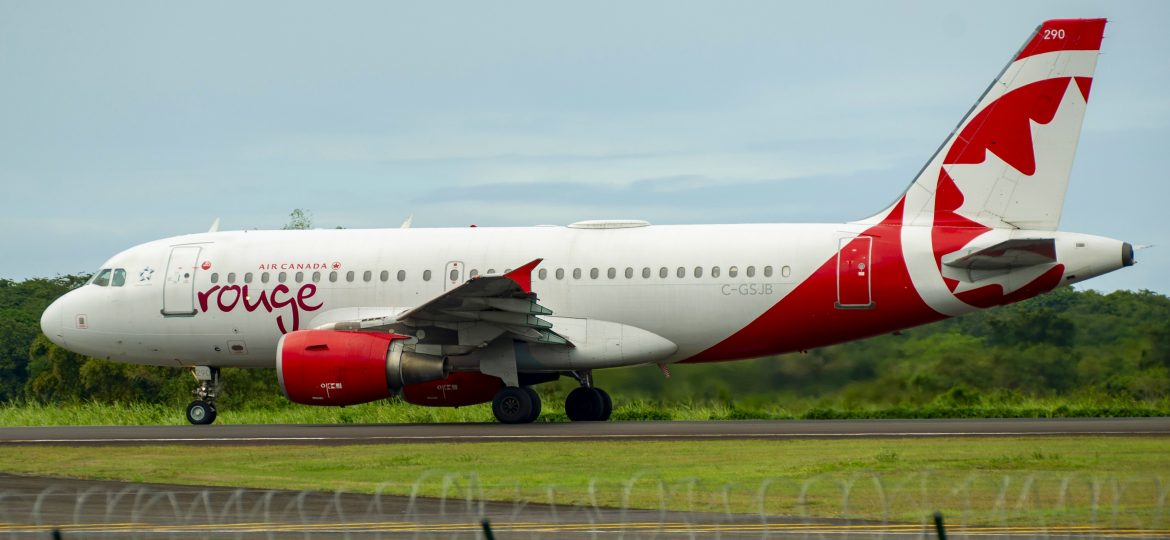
[0,472,1166,539]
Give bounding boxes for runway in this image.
[1,417,1168,445]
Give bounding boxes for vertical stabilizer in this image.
[859,19,1106,231]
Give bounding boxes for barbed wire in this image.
[0,473,1165,539]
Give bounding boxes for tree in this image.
[0,275,90,401]
[25,334,86,402]
[282,209,313,230]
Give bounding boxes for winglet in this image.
[503,259,543,294]
[208,218,220,233]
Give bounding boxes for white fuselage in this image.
[40,221,1128,371]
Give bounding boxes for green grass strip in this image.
[1,437,1167,527]
[2,398,1168,426]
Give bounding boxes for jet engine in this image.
[277,330,448,406]
[402,371,505,407]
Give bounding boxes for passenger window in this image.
[538,269,548,280]
[712,266,720,278]
[590,268,599,279]
[782,265,792,278]
[625,267,633,279]
[346,271,355,282]
[694,266,703,278]
[504,268,513,273]
[607,268,616,279]
[764,266,773,278]
[659,267,668,278]
[329,271,338,283]
[112,269,127,287]
[312,271,321,283]
[642,267,651,279]
[227,272,237,284]
[487,269,496,275]
[261,272,270,284]
[278,272,288,283]
[210,273,219,284]
[573,269,582,279]
[470,269,480,278]
[423,270,432,281]
[379,270,388,282]
[397,270,406,282]
[728,266,738,278]
[556,268,565,280]
[244,272,254,284]
[295,271,304,283]
[364,270,373,282]
[746,266,755,278]
[676,267,685,278]
[92,269,112,286]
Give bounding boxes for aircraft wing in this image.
[397,259,568,344]
[943,238,1057,270]
[311,258,570,347]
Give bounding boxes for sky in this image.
[2,1,1167,294]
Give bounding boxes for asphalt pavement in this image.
[1,417,1167,446]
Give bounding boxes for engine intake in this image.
[277,330,448,406]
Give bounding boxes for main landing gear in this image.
[185,366,220,425]
[564,370,612,422]
[491,386,542,424]
[489,371,613,424]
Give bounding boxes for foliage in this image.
[281,208,313,230]
[0,275,89,401]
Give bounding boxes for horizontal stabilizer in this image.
[943,238,1056,270]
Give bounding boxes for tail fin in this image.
[860,19,1106,231]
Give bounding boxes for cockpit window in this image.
[92,269,112,287]
[111,269,127,287]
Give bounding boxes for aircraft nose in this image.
[41,296,67,348]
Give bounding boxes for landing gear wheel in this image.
[186,400,217,425]
[596,388,613,421]
[521,386,542,423]
[565,387,606,421]
[492,387,537,424]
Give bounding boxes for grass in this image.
[1,396,1168,426]
[0,437,1167,527]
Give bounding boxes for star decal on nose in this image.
[139,267,155,282]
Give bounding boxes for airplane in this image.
[40,18,1132,425]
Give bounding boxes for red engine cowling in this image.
[277,330,448,406]
[402,371,504,407]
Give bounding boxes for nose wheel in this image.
[185,400,217,425]
[186,366,221,425]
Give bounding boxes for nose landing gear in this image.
[186,366,220,425]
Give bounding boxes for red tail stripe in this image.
[1016,18,1106,61]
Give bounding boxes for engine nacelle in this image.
[401,371,505,407]
[277,330,448,406]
